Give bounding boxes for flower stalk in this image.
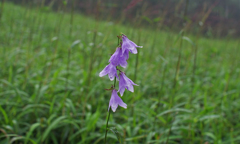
[100,34,142,143]
[104,76,116,144]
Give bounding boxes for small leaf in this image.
[51,37,58,41]
[157,108,192,117]
[182,36,195,46]
[69,127,87,140]
[142,16,152,24]
[204,132,216,140]
[109,127,123,144]
[0,105,9,124]
[42,116,66,142]
[10,136,37,144]
[125,134,147,141]
[173,30,184,45]
[71,40,81,48]
[199,115,220,121]
[25,123,41,144]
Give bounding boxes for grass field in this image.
[0,2,240,144]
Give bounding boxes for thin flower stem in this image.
[117,36,120,46]
[113,74,117,88]
[104,75,117,144]
[117,68,125,74]
[104,110,111,144]
[105,35,120,144]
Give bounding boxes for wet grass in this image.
[0,2,240,144]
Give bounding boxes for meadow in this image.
[0,2,240,144]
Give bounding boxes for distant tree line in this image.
[8,0,240,37]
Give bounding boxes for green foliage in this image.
[0,2,240,144]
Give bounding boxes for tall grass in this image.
[0,2,240,144]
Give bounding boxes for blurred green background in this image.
[0,0,240,143]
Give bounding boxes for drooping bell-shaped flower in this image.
[99,63,118,81]
[109,47,129,68]
[118,72,138,96]
[109,89,127,112]
[121,35,143,55]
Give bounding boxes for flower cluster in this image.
[99,34,142,112]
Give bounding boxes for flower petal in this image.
[123,50,129,60]
[118,73,126,96]
[118,87,125,96]
[119,72,138,95]
[126,84,134,92]
[122,35,142,55]
[99,65,109,77]
[109,90,127,112]
[119,58,128,68]
[109,48,120,66]
[108,64,118,81]
[109,47,128,68]
[99,63,118,81]
[129,47,137,54]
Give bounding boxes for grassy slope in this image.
[0,2,240,144]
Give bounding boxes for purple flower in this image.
[109,89,127,112]
[99,63,118,81]
[121,35,143,55]
[119,72,138,96]
[109,47,129,68]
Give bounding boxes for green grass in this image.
[0,2,240,144]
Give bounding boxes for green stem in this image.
[104,110,111,144]
[113,74,117,88]
[105,35,120,143]
[105,76,117,144]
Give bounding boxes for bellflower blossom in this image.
[99,34,142,112]
[121,35,143,55]
[102,34,143,144]
[109,47,129,68]
[108,89,127,112]
[99,63,118,81]
[119,72,138,96]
